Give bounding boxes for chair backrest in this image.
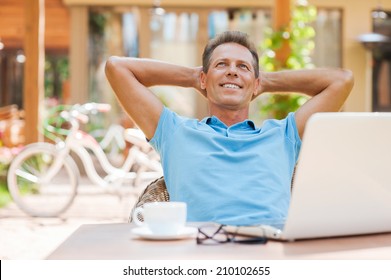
[129,176,169,223]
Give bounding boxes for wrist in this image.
[192,66,203,92]
[257,71,271,94]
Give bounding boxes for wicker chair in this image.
[129,176,169,222]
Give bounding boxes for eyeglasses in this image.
[196,224,267,245]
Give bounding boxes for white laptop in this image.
[225,112,391,241]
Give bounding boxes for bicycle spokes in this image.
[7,143,78,217]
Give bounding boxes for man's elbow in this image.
[340,69,355,93]
[105,56,121,78]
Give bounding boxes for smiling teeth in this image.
[223,84,239,89]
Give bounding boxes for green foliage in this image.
[0,149,13,208]
[0,162,9,180]
[89,12,107,36]
[44,56,69,99]
[258,1,317,120]
[42,104,72,142]
[258,94,309,120]
[0,180,11,208]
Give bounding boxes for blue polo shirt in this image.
[150,107,301,226]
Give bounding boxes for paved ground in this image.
[0,177,148,260]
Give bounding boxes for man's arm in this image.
[256,68,354,138]
[105,57,202,139]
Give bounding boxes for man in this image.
[105,31,354,226]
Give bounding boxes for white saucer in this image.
[131,226,198,240]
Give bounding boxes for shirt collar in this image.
[202,115,256,131]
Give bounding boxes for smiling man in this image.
[105,31,354,226]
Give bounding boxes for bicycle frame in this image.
[7,103,162,218]
[69,130,138,187]
[96,124,126,151]
[41,106,162,188]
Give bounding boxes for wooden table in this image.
[47,223,391,260]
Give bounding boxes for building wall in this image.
[2,0,390,112]
[309,0,391,112]
[0,0,70,50]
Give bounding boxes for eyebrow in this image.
[214,58,253,67]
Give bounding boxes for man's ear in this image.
[200,71,207,90]
[252,77,260,98]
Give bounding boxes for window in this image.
[149,11,199,117]
[372,9,391,112]
[312,8,342,68]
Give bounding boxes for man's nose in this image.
[226,64,238,76]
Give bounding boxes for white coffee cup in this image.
[132,202,187,235]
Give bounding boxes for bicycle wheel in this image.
[7,143,79,217]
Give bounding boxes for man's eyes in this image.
[238,64,250,70]
[216,62,250,70]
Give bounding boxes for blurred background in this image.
[1,0,391,143]
[1,0,391,259]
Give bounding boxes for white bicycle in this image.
[43,104,127,166]
[91,124,126,165]
[7,103,163,217]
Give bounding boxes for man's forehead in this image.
[211,43,254,63]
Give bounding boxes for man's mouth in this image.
[221,83,241,89]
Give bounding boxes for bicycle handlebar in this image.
[43,102,113,140]
[82,102,111,113]
[60,110,89,124]
[64,103,112,122]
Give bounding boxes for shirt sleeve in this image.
[286,112,302,161]
[149,106,180,157]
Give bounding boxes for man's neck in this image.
[209,108,249,127]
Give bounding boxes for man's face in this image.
[200,43,259,111]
